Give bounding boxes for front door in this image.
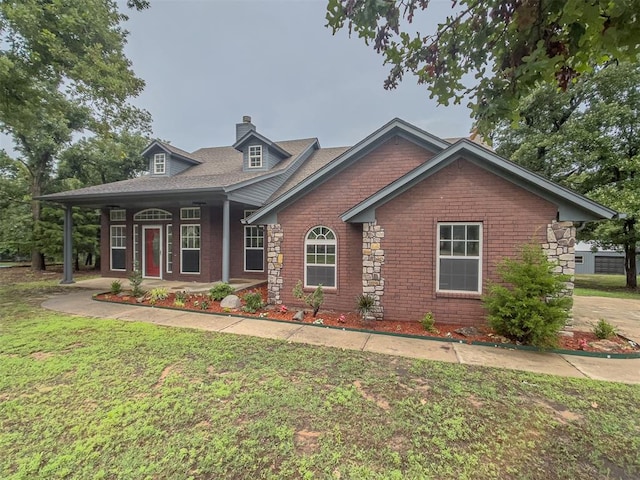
[143,226,162,278]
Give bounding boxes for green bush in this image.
[292,280,324,317]
[420,312,438,333]
[242,292,264,313]
[483,243,572,349]
[148,287,169,305]
[110,280,122,295]
[128,263,143,297]
[356,293,375,319]
[209,282,235,301]
[593,318,617,339]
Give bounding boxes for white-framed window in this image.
[110,225,126,271]
[305,226,336,288]
[180,224,200,274]
[575,255,584,265]
[166,225,173,273]
[437,223,482,293]
[109,209,126,222]
[248,145,263,168]
[153,153,166,174]
[180,207,201,220]
[244,210,264,272]
[133,224,139,269]
[133,209,172,221]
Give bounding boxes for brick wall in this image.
[375,158,558,325]
[276,136,436,312]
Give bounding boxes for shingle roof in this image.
[43,138,318,201]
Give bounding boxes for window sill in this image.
[435,291,482,300]
[303,287,337,294]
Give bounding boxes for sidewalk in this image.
[42,289,640,385]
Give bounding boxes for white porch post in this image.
[61,205,74,284]
[222,199,230,283]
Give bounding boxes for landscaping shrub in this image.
[593,318,617,339]
[356,293,375,320]
[292,280,324,317]
[242,292,264,313]
[420,312,438,333]
[110,280,122,295]
[128,263,143,297]
[483,243,572,349]
[148,287,169,305]
[209,282,235,301]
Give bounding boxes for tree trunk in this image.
[30,195,45,271]
[94,254,101,270]
[623,218,638,289]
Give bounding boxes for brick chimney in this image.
[236,115,256,141]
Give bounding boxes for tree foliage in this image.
[0,0,151,269]
[495,62,640,288]
[484,244,572,349]
[326,0,640,135]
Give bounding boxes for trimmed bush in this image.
[242,292,264,313]
[209,282,235,301]
[292,280,324,317]
[110,280,122,295]
[483,243,572,349]
[593,318,617,339]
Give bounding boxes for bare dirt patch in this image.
[30,351,54,360]
[294,429,322,454]
[353,380,390,411]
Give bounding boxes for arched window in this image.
[305,226,336,287]
[133,209,172,221]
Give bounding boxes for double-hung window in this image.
[153,153,166,174]
[437,223,482,293]
[248,145,262,168]
[305,226,336,287]
[110,225,126,271]
[180,224,200,274]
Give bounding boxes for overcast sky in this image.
[122,0,473,151]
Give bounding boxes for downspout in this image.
[61,205,74,284]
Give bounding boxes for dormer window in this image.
[153,153,166,174]
[248,145,263,168]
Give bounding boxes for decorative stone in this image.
[454,326,481,337]
[293,310,305,321]
[589,339,620,352]
[220,295,241,309]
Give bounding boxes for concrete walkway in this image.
[41,288,640,385]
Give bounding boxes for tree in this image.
[494,62,640,289]
[0,0,150,270]
[326,0,640,136]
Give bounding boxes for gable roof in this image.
[141,140,202,165]
[247,118,451,224]
[340,139,619,223]
[233,130,291,158]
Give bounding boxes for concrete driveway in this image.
[573,296,640,342]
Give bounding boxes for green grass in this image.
[1,280,639,479]
[574,274,640,299]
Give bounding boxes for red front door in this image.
[144,227,161,278]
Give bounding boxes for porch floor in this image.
[63,277,265,294]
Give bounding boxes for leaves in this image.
[326,0,640,135]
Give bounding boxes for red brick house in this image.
[43,117,618,324]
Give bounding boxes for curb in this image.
[92,294,640,360]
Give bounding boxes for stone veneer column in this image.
[543,221,576,323]
[266,224,284,305]
[362,221,385,320]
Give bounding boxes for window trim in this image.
[243,210,264,272]
[109,209,126,222]
[180,223,201,274]
[110,225,127,272]
[153,153,166,174]
[575,255,584,265]
[180,207,201,220]
[133,208,172,221]
[133,224,139,270]
[304,226,337,288]
[436,222,482,294]
[166,224,173,273]
[248,145,263,168]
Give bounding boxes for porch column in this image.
[222,199,230,283]
[61,205,74,284]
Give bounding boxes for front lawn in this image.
[1,279,639,479]
[575,274,640,299]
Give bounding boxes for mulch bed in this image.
[94,283,640,355]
